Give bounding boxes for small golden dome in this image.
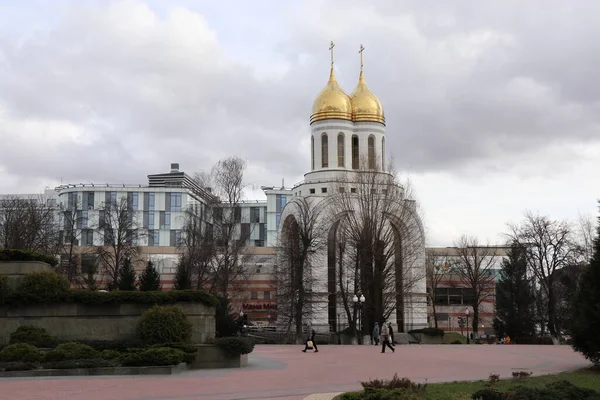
[350,71,385,125]
[310,68,352,124]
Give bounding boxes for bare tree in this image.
[506,212,578,341]
[425,250,453,329]
[276,197,327,339]
[576,212,595,265]
[179,206,215,290]
[94,196,143,290]
[0,195,60,255]
[452,235,498,337]
[328,158,425,335]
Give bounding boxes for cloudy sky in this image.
[1,0,598,246]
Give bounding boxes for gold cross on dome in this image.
[359,44,365,70]
[329,41,335,67]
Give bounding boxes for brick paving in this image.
[0,344,590,400]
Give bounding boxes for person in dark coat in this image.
[388,322,395,345]
[302,329,318,353]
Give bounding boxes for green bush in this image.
[44,342,100,362]
[408,328,444,337]
[0,249,58,266]
[451,340,463,344]
[339,388,425,400]
[42,359,118,369]
[150,342,197,363]
[120,347,185,367]
[0,289,218,308]
[471,380,600,400]
[9,325,55,348]
[214,337,255,357]
[0,343,43,363]
[100,350,121,360]
[74,339,144,352]
[137,305,192,345]
[361,374,426,393]
[0,361,38,371]
[19,271,70,297]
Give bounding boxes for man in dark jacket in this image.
[302,329,318,353]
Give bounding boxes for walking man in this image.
[302,329,319,353]
[380,321,395,353]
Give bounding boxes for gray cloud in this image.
[1,0,600,194]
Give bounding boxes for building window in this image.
[256,266,262,274]
[251,291,258,300]
[149,211,155,230]
[68,192,78,211]
[105,191,117,206]
[81,211,88,229]
[309,188,315,194]
[311,135,315,170]
[254,240,264,247]
[264,291,271,300]
[160,211,171,230]
[321,133,328,168]
[352,135,359,169]
[81,229,93,246]
[83,192,94,210]
[148,192,155,210]
[170,192,182,212]
[276,212,281,229]
[170,229,182,246]
[148,230,159,246]
[350,188,357,193]
[339,187,345,193]
[382,137,386,171]
[321,187,327,193]
[368,135,375,169]
[128,192,138,210]
[337,133,344,167]
[250,207,260,223]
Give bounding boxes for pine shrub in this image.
[9,325,55,348]
[0,343,43,363]
[137,305,192,345]
[139,261,161,291]
[44,342,100,362]
[118,258,137,291]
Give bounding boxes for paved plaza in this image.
[0,344,590,400]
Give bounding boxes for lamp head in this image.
[353,295,358,303]
[359,295,365,303]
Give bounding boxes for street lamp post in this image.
[353,294,366,345]
[465,308,470,344]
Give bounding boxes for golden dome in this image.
[349,70,385,125]
[310,68,352,124]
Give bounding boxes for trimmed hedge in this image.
[0,249,58,266]
[44,342,100,362]
[0,361,38,371]
[0,289,219,308]
[0,343,43,363]
[471,380,600,400]
[9,325,56,348]
[74,339,145,352]
[120,347,185,367]
[42,359,119,369]
[138,305,193,345]
[409,328,445,337]
[19,271,70,298]
[214,337,255,357]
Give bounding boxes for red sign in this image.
[242,303,277,311]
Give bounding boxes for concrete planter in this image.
[0,302,215,345]
[412,333,443,344]
[0,261,56,290]
[0,363,188,378]
[191,344,249,369]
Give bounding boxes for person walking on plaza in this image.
[380,321,395,353]
[372,322,380,345]
[302,329,318,353]
[388,322,395,345]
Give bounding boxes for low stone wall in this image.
[191,344,248,369]
[0,261,55,290]
[0,302,215,345]
[412,333,443,344]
